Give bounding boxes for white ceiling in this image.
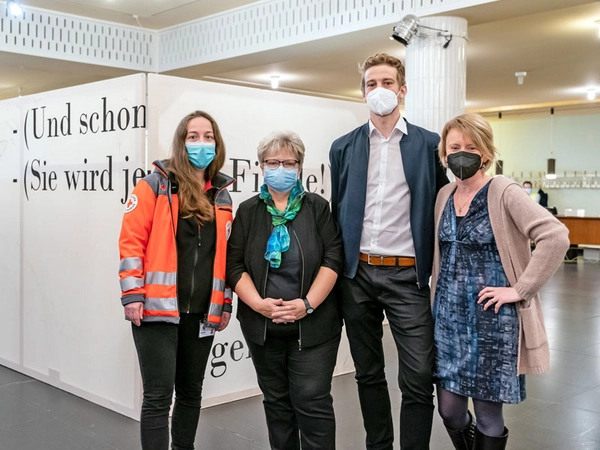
[1,0,600,114]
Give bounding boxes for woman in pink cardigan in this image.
[431,113,569,450]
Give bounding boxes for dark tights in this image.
[437,385,505,437]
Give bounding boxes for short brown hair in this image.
[359,53,406,94]
[257,130,305,167]
[438,114,498,171]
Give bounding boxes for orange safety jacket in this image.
[118,160,234,327]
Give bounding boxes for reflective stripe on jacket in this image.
[118,160,234,325]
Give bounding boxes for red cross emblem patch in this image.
[124,194,138,213]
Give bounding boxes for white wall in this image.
[0,98,22,366]
[2,75,148,418]
[489,108,600,216]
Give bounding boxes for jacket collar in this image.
[211,172,235,190]
[153,159,169,177]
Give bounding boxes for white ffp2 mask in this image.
[366,87,399,116]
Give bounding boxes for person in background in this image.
[522,180,541,202]
[329,52,449,450]
[431,113,569,450]
[227,131,343,450]
[118,110,234,450]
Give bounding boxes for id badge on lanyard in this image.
[199,319,215,338]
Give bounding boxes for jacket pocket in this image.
[520,306,548,349]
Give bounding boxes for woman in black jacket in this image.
[227,130,343,450]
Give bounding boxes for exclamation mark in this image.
[320,163,325,194]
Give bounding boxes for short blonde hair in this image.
[359,53,406,94]
[257,130,305,166]
[438,113,498,170]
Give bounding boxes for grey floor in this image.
[1,261,600,449]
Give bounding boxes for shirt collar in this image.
[368,116,408,138]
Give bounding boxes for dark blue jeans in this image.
[132,314,214,450]
[247,332,341,450]
[339,263,435,450]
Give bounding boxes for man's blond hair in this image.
[359,53,406,94]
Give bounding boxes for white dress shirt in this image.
[359,118,415,257]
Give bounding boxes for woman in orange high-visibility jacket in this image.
[118,110,234,450]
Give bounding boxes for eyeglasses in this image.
[263,159,299,169]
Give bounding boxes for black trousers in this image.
[132,314,214,450]
[340,262,435,450]
[247,332,341,450]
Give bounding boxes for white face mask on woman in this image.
[366,87,399,116]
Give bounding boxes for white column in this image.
[404,17,468,134]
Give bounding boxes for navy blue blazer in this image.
[329,119,449,287]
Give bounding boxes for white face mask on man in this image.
[366,87,400,116]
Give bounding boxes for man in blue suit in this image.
[329,53,449,450]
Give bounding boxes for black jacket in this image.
[227,192,343,348]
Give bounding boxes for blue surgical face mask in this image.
[263,166,298,193]
[185,142,215,170]
[525,188,533,195]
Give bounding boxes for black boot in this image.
[473,426,509,450]
[445,411,476,450]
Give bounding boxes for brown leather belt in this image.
[359,253,415,267]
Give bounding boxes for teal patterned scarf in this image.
[259,180,305,268]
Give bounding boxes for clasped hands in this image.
[260,298,306,323]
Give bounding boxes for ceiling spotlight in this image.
[270,76,280,89]
[515,71,527,85]
[391,15,420,46]
[7,1,23,17]
[587,88,597,101]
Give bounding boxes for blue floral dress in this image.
[433,181,526,404]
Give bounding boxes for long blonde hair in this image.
[166,111,226,223]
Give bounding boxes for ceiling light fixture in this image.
[587,88,597,101]
[7,1,23,17]
[515,71,527,85]
[270,76,280,89]
[546,158,557,180]
[546,107,557,180]
[390,15,420,46]
[390,15,460,48]
[495,160,503,175]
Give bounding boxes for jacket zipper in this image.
[186,222,201,314]
[293,229,305,351]
[261,230,271,343]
